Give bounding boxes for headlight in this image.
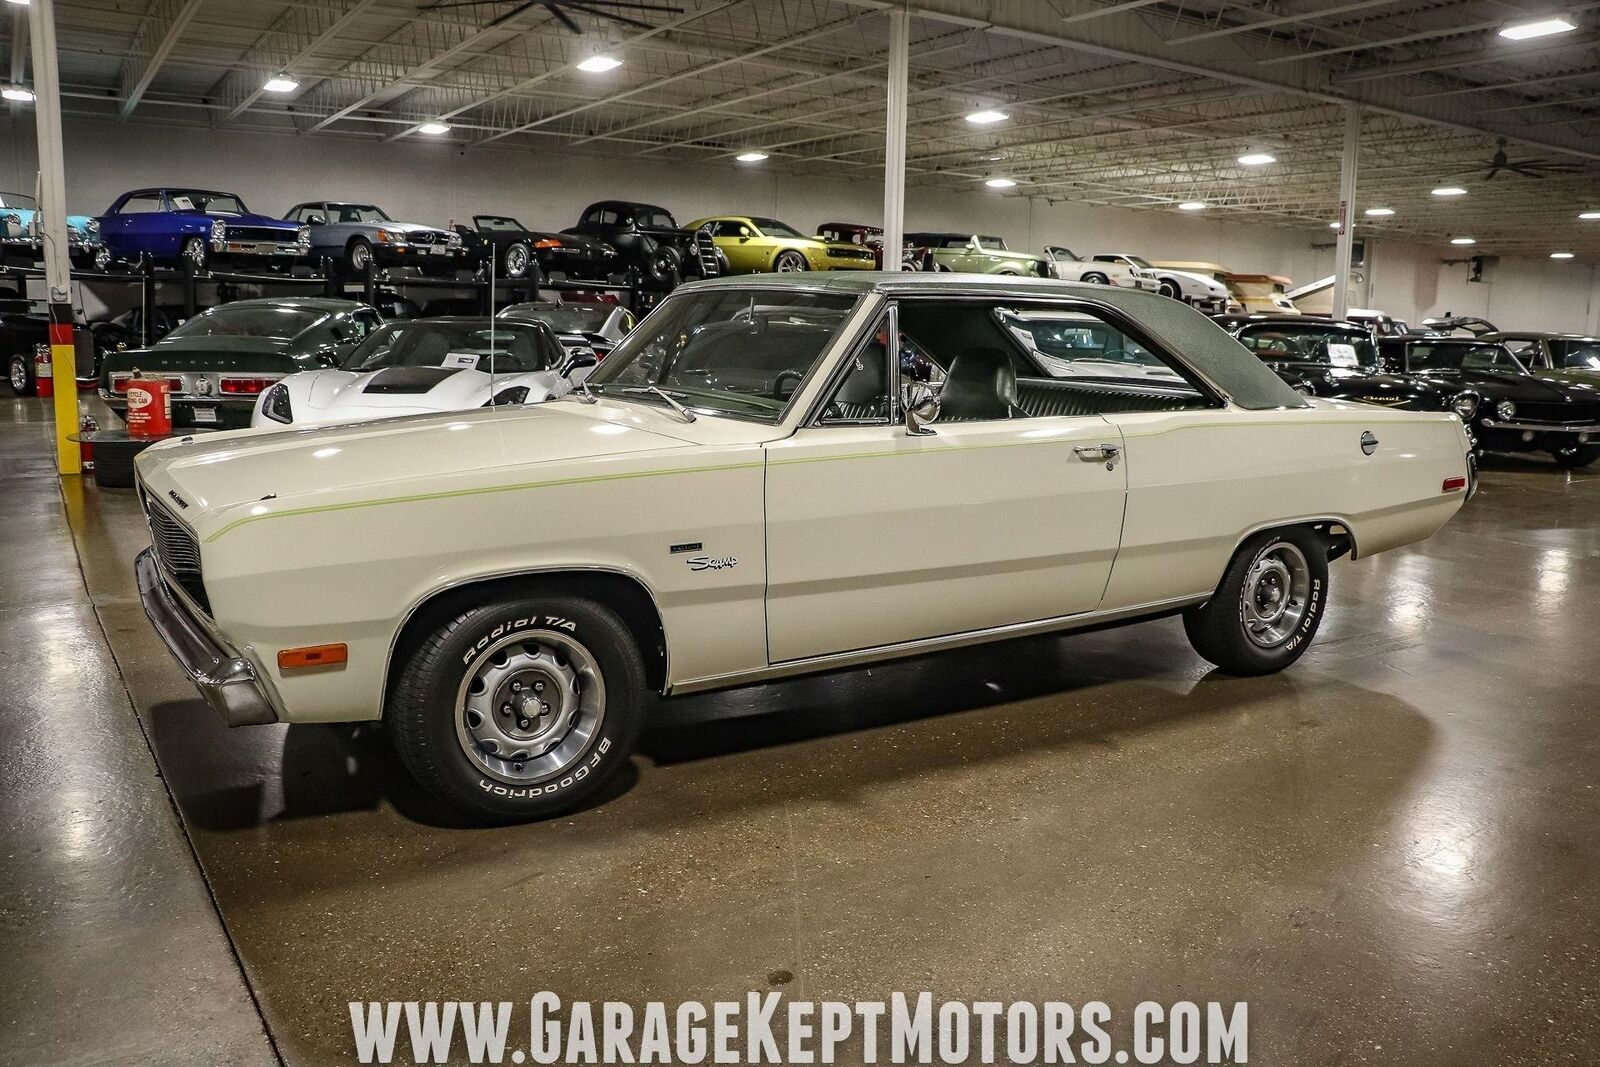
[296,225,311,248]
[374,229,393,243]
[211,218,226,243]
[262,383,293,424]
[1495,400,1516,421]
[487,386,530,407]
[1451,392,1480,420]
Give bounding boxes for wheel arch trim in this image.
[379,564,672,717]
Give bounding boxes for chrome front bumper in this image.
[135,548,278,726]
[1479,418,1600,434]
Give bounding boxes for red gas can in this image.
[125,371,172,439]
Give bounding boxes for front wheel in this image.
[8,352,34,396]
[388,594,646,822]
[180,236,208,273]
[1082,272,1109,285]
[1157,279,1181,299]
[773,249,808,272]
[1183,528,1328,675]
[502,242,533,279]
[346,237,374,274]
[1552,443,1600,468]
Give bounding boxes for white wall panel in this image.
[3,117,1595,332]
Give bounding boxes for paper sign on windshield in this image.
[170,196,195,211]
[1327,343,1360,368]
[443,353,481,369]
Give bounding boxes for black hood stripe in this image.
[361,366,464,394]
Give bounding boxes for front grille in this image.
[222,225,295,245]
[408,231,440,246]
[830,247,875,261]
[1511,402,1600,426]
[145,497,210,615]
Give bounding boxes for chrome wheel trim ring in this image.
[183,238,206,267]
[505,245,530,277]
[10,357,26,393]
[454,628,606,786]
[1239,541,1311,649]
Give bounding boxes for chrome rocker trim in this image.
[135,547,278,726]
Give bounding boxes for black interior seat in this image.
[940,346,1026,421]
[831,348,888,421]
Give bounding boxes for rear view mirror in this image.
[563,352,598,378]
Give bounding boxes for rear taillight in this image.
[219,376,277,394]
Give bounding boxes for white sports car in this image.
[1042,246,1155,291]
[1091,253,1232,312]
[250,317,593,429]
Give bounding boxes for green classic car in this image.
[100,296,383,429]
[1486,332,1600,385]
[903,232,1051,276]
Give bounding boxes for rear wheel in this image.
[1082,272,1109,285]
[1552,443,1600,468]
[388,594,646,822]
[503,242,532,279]
[1184,528,1328,675]
[1157,279,1181,299]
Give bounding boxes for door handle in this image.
[1074,443,1121,463]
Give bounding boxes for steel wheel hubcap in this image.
[455,629,605,785]
[1240,541,1311,649]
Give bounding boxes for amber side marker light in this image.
[1442,477,1468,493]
[278,643,348,670]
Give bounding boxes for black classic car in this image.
[455,214,615,282]
[100,297,384,429]
[1231,319,1600,467]
[563,201,720,288]
[2,296,96,396]
[90,304,190,355]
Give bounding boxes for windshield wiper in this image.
[574,378,599,404]
[619,385,697,423]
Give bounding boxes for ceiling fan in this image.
[416,0,685,33]
[1472,138,1586,180]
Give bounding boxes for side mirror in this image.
[306,213,327,226]
[903,381,940,436]
[562,352,598,378]
[737,226,751,239]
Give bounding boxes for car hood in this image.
[136,400,711,529]
[287,365,562,422]
[201,211,300,231]
[1160,269,1227,293]
[1436,368,1597,399]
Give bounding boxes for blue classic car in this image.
[95,188,309,272]
[0,191,101,266]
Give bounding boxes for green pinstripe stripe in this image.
[202,414,1451,543]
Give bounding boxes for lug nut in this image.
[534,681,545,693]
[511,681,523,693]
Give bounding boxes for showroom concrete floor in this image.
[6,393,1600,1066]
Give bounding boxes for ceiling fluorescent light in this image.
[1498,16,1576,40]
[1450,237,1476,245]
[1432,186,1467,197]
[1580,211,1600,220]
[985,177,1017,188]
[417,121,451,135]
[1178,201,1207,211]
[1237,152,1276,166]
[576,55,622,73]
[735,151,768,163]
[966,109,1009,125]
[262,75,299,93]
[1364,207,1395,216]
[1,85,34,102]
[1551,251,1576,258]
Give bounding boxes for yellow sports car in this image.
[685,215,876,273]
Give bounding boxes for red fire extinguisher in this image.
[125,369,172,439]
[33,343,53,399]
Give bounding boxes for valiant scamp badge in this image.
[687,555,738,572]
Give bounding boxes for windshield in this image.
[165,304,321,340]
[587,288,858,421]
[975,236,1007,250]
[748,217,807,240]
[475,216,526,232]
[1120,255,1152,269]
[345,321,551,372]
[1549,339,1600,370]
[328,204,393,224]
[0,192,36,211]
[169,190,248,215]
[1407,342,1526,373]
[1237,324,1377,369]
[501,303,611,334]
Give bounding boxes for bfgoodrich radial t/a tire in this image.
[1183,527,1328,676]
[389,595,646,822]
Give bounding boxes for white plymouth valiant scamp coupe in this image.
[134,274,1472,821]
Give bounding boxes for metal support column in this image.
[1332,104,1359,321]
[28,0,78,474]
[881,5,909,269]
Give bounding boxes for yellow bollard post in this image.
[49,318,81,476]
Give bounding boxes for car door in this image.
[763,297,1128,663]
[711,220,761,273]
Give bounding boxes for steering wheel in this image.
[772,370,804,400]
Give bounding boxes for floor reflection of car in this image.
[497,298,635,360]
[251,317,586,429]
